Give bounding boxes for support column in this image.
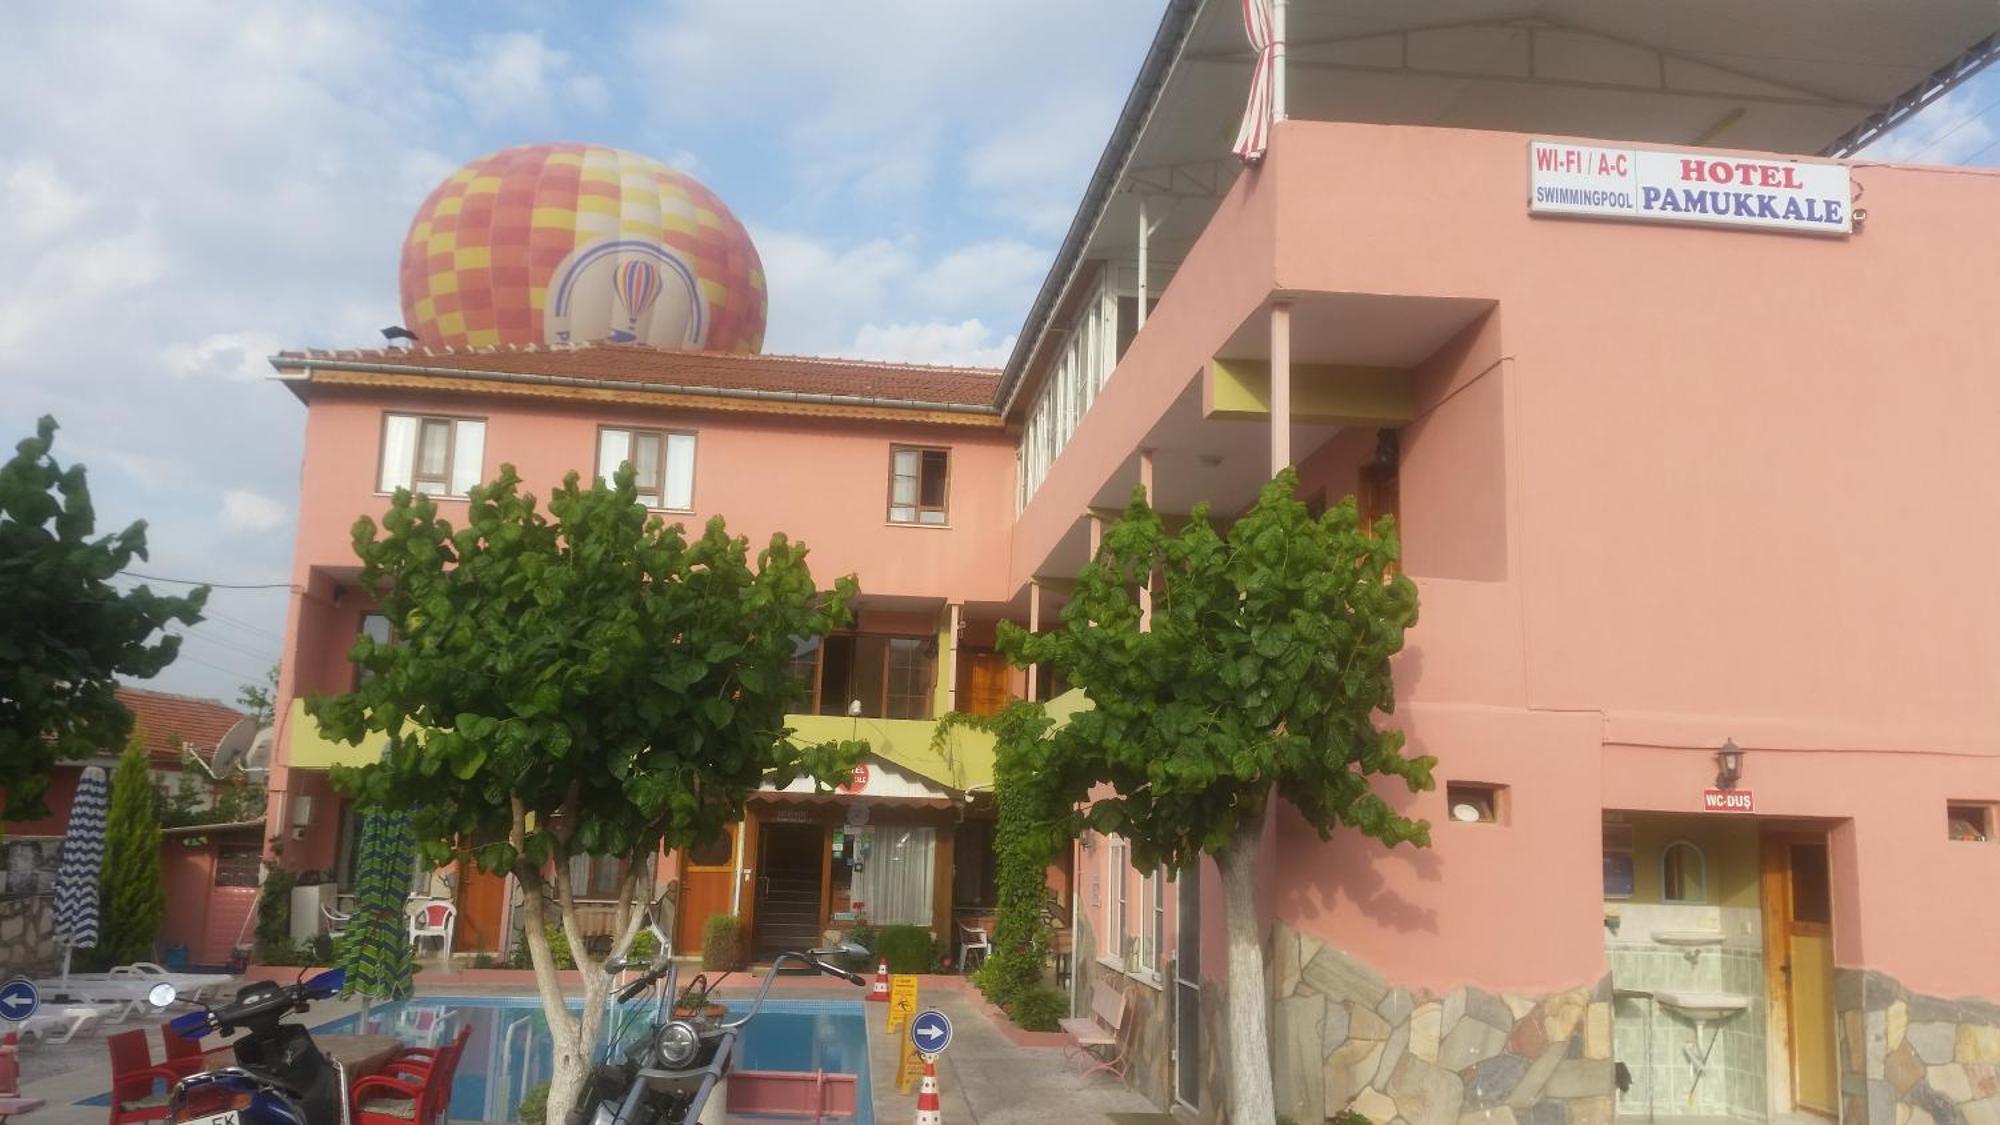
[1090,511,1104,558]
[1026,580,1042,703]
[1137,199,1150,332]
[1138,448,1155,632]
[1273,0,1289,122]
[945,602,961,713]
[1271,300,1293,474]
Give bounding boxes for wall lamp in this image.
[1715,739,1744,789]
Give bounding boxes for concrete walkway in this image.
[866,989,1159,1124]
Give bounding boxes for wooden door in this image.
[957,650,1013,717]
[1762,832,1838,1117]
[454,858,508,952]
[676,823,740,953]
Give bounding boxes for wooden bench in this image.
[1059,980,1131,1081]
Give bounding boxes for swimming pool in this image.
[84,996,872,1124]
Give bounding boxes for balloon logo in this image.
[611,260,664,343]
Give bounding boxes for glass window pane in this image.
[1791,844,1832,924]
[886,637,932,719]
[598,428,630,485]
[633,432,662,492]
[418,420,450,476]
[852,635,887,717]
[889,505,916,523]
[920,450,948,508]
[919,509,946,525]
[818,635,856,716]
[664,433,696,510]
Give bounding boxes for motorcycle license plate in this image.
[184,1112,242,1125]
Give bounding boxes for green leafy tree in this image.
[237,664,279,725]
[99,733,167,964]
[310,465,864,1122]
[0,416,206,820]
[999,470,1431,1122]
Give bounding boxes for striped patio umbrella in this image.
[334,809,418,1004]
[52,766,109,982]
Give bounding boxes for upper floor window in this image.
[379,414,485,497]
[794,633,936,720]
[889,446,949,525]
[598,426,696,511]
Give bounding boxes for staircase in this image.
[753,873,823,962]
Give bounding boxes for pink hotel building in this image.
[266,4,2000,1123]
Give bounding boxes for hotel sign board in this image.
[1529,140,1851,236]
[1702,788,1755,813]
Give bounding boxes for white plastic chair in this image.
[957,921,992,973]
[408,900,456,957]
[322,902,352,940]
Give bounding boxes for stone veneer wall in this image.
[0,895,57,976]
[1837,969,2000,1125]
[1268,920,1615,1125]
[1071,913,1176,1108]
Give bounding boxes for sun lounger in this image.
[14,1004,107,1044]
[112,962,236,1004]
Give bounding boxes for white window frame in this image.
[1132,865,1162,978]
[598,426,697,511]
[888,445,950,526]
[378,413,485,498]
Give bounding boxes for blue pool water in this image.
[82,995,872,1124]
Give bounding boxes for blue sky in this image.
[0,1,1993,705]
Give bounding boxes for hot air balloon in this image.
[398,143,766,352]
[610,259,665,343]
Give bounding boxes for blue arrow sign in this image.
[0,978,39,1023]
[910,1008,953,1055]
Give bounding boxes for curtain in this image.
[597,427,630,485]
[449,419,485,496]
[855,826,934,926]
[379,414,417,492]
[1231,0,1276,163]
[664,433,696,510]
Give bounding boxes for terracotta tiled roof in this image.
[117,687,250,768]
[273,343,1002,409]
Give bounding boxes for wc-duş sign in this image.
[1528,140,1852,236]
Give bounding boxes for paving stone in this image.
[1353,1086,1399,1122]
[1568,1096,1612,1125]
[1908,1081,1957,1125]
[1411,1002,1444,1064]
[1898,1103,1914,1125]
[1931,1064,1976,1104]
[1461,1108,1518,1125]
[1377,1024,1411,1089]
[1379,987,1415,1026]
[1504,995,1536,1023]
[1507,1045,1570,1109]
[1273,924,1304,999]
[1324,998,1352,1055]
[1301,944,1391,1009]
[1387,1053,1465,1124]
[1911,1023,1960,1066]
[1440,1016,1509,1071]
[1912,996,1971,1024]
[1330,1036,1385,1104]
[1351,1004,1391,1041]
[1964,1095,2000,1125]
[1520,1097,1568,1125]
[1870,1009,1891,1079]
[1849,1010,1871,1073]
[1869,1080,1900,1125]
[1443,989,1469,1038]
[1909,1106,1938,1125]
[1468,990,1516,1033]
[1890,1002,1911,1053]
[1299,929,1326,981]
[1507,1013,1547,1059]
[1962,1025,2000,1065]
[1582,1003,1612,1059]
[1464,1053,1530,1110]
[1544,1059,1613,1100]
[1542,992,1586,1046]
[1890,1044,1927,1095]
[1968,1062,2000,1099]
[1275,995,1327,1122]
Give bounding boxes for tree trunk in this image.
[518,881,588,1123]
[1214,801,1275,1125]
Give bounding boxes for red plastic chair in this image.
[106,1029,181,1125]
[360,1024,469,1125]
[391,1022,470,1076]
[160,1025,207,1080]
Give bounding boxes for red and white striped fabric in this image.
[1231,0,1277,163]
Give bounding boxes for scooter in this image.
[162,967,350,1125]
[570,943,869,1125]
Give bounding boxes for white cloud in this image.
[917,240,1052,312]
[220,489,288,533]
[163,332,283,382]
[851,319,1014,368]
[1861,72,2000,164]
[1,157,91,241]
[446,31,608,127]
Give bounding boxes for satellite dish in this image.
[206,717,261,779]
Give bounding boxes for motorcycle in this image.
[569,942,869,1125]
[161,967,350,1125]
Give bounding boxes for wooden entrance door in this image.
[957,650,1013,717]
[454,858,508,952]
[676,823,739,954]
[1762,832,1838,1117]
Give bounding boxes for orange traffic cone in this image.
[868,961,890,1002]
[913,1057,942,1125]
